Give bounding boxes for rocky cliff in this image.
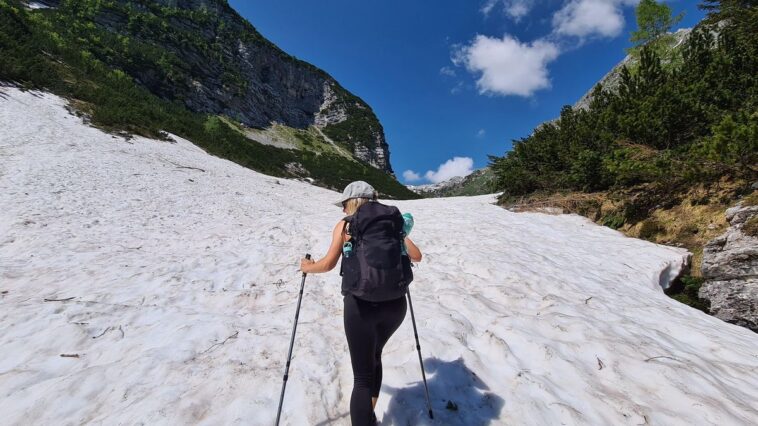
[699,199,758,332]
[38,0,393,174]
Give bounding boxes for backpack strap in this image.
[342,215,354,239]
[339,216,353,277]
[349,205,363,241]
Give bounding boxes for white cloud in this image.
[477,129,486,138]
[402,170,422,182]
[425,157,475,183]
[507,1,531,20]
[481,0,535,21]
[453,35,559,97]
[457,0,639,99]
[439,66,457,77]
[450,81,465,95]
[553,0,638,39]
[481,0,499,16]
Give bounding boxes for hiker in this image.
[300,181,421,426]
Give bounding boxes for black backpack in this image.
[340,201,413,302]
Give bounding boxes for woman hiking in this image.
[300,181,422,426]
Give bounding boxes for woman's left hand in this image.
[300,257,315,273]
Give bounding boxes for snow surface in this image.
[1,87,757,425]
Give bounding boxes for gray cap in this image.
[335,181,376,207]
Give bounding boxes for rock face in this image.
[699,202,758,332]
[40,0,393,173]
[315,82,392,173]
[572,55,634,112]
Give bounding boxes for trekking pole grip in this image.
[302,253,311,277]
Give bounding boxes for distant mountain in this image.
[408,167,497,198]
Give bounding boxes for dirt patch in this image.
[504,191,610,220]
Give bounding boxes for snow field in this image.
[1,88,757,425]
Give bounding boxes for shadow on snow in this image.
[380,357,504,425]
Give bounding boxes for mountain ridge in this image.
[36,0,394,173]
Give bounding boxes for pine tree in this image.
[629,0,683,60]
[630,0,683,46]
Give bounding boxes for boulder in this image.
[699,202,758,332]
[699,278,758,331]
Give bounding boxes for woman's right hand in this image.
[300,257,315,273]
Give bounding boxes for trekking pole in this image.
[406,288,434,419]
[275,253,311,426]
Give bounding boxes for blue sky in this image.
[229,0,706,184]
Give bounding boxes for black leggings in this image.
[343,294,407,426]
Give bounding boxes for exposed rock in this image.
[314,82,347,127]
[725,205,758,227]
[699,202,758,332]
[699,278,758,331]
[353,137,390,171]
[572,55,634,112]
[319,93,393,174]
[284,162,308,177]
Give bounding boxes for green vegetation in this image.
[629,0,683,58]
[0,0,417,199]
[415,167,499,198]
[491,0,757,228]
[667,275,710,313]
[448,168,498,197]
[742,192,758,207]
[744,216,758,237]
[638,218,663,240]
[601,213,625,230]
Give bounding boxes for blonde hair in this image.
[343,197,371,215]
